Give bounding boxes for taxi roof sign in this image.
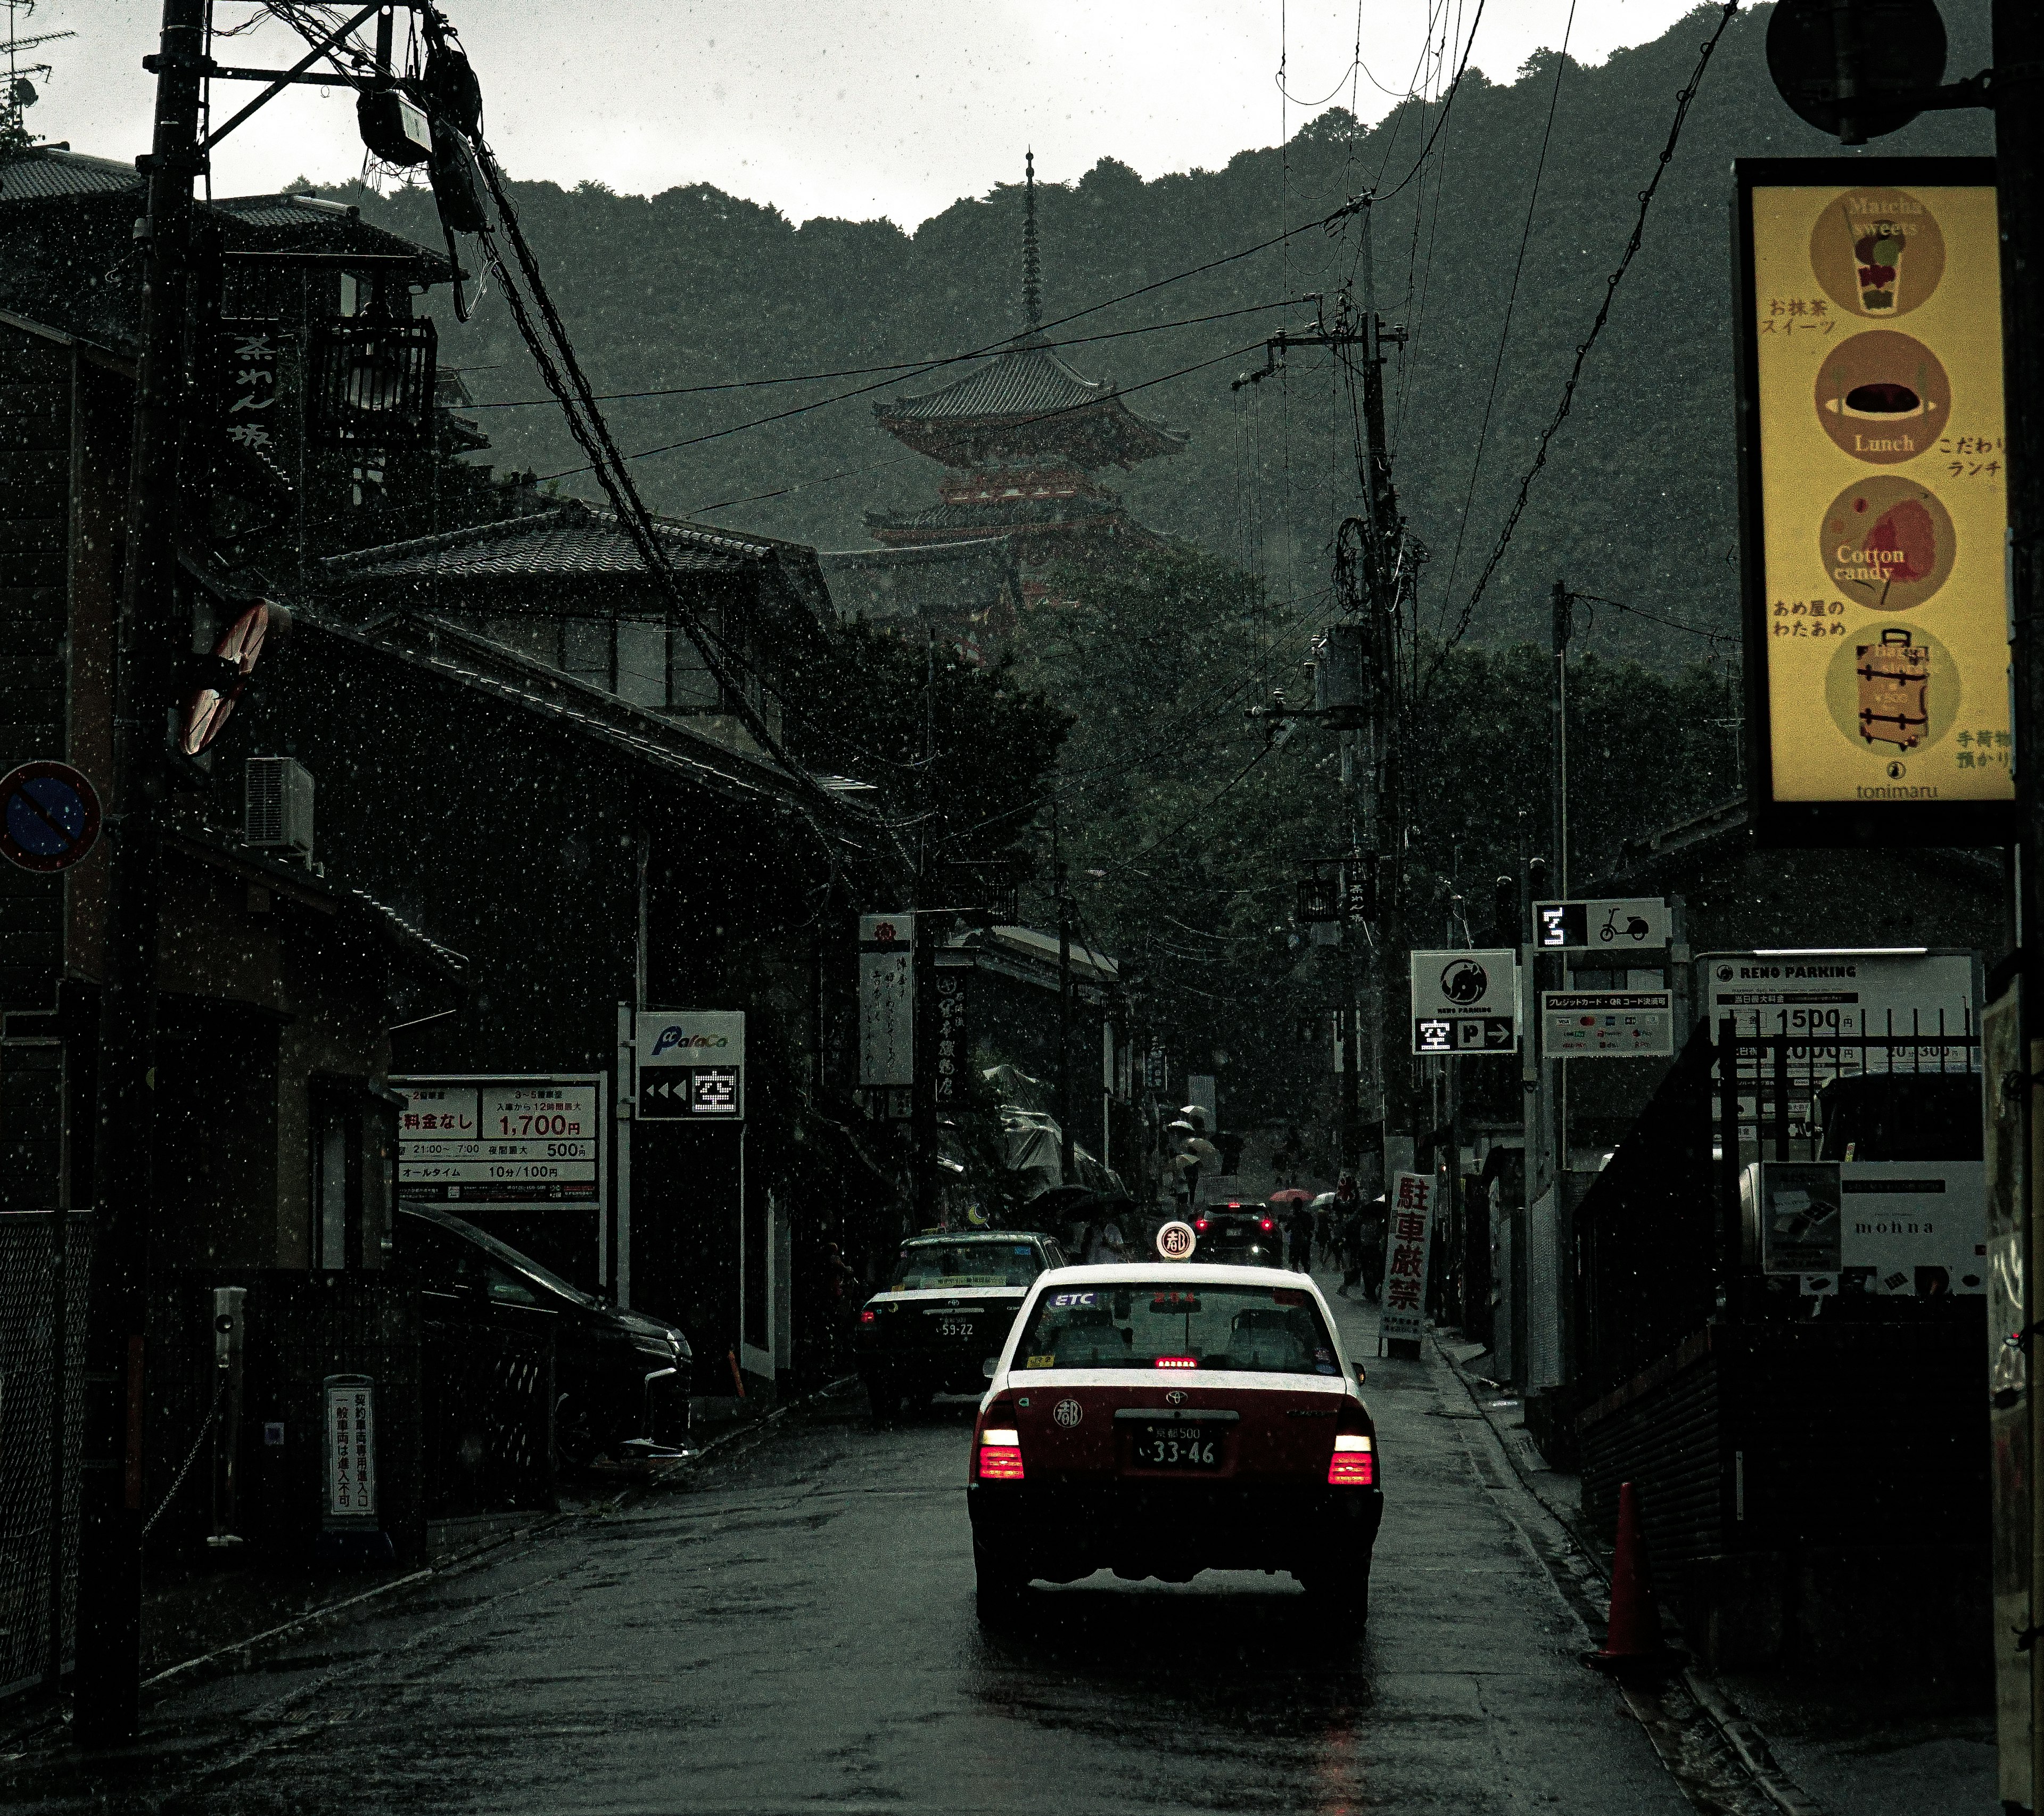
[1156,1220,1197,1261]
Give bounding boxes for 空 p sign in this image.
[0,761,102,873]
[636,1009,746,1122]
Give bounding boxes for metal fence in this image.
[0,1212,90,1701]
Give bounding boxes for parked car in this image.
[395,1204,691,1466]
[856,1229,1066,1421]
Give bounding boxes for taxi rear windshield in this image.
[1014,1281,1339,1375]
[893,1242,1042,1291]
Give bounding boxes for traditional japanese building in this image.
[854,155,1186,632]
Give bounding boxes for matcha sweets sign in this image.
[1735,158,2011,848]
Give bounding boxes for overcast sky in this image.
[43,2,1704,226]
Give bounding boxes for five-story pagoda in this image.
[864,154,1186,607]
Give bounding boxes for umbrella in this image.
[1268,1188,1313,1205]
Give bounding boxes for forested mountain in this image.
[331,2,1991,666]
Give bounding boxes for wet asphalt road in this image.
[6,1277,1692,1815]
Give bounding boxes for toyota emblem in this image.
[1165,1390,1186,1406]
[1052,1398,1083,1428]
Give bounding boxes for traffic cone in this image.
[1588,1480,1677,1675]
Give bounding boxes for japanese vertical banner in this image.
[207,318,298,504]
[1736,158,2010,846]
[1380,1172,1435,1346]
[930,967,968,1108]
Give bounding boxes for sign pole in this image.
[73,0,205,1745]
[1988,5,2044,1806]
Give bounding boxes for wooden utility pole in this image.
[73,0,206,1745]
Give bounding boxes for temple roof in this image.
[875,332,1186,471]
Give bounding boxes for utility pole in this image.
[1239,207,1413,1194]
[73,0,205,1746]
[1992,3,2044,1805]
[1053,809,1074,1186]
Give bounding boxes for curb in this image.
[144,1370,859,1689]
[1435,1338,1821,1816]
[2,1371,859,1754]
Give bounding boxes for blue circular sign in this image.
[0,761,102,873]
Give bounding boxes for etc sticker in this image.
[1050,1291,1098,1308]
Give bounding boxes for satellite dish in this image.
[179,599,290,757]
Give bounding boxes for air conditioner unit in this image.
[244,757,315,862]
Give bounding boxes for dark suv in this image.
[396,1205,691,1466]
[1191,1204,1285,1267]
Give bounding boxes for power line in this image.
[1568,591,1730,646]
[533,192,1373,480]
[1373,0,1486,204]
[1437,0,1575,614]
[538,335,1271,483]
[462,299,1309,412]
[1438,0,1740,665]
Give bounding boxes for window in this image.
[616,621,667,709]
[561,618,613,688]
[349,460,385,508]
[667,621,721,711]
[891,1241,1044,1291]
[1014,1280,1339,1376]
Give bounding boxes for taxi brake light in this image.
[1329,1433,1374,1487]
[1153,1355,1199,1369]
[977,1427,1024,1481]
[859,1309,876,1324]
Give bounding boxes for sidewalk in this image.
[1436,1333,1996,1816]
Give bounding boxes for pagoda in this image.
[863,154,1186,607]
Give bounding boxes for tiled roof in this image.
[879,335,1116,423]
[295,608,883,836]
[323,500,778,583]
[0,148,142,202]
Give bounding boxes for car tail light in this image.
[1153,1355,1198,1370]
[1193,1218,1209,1232]
[1329,1434,1374,1486]
[859,1309,876,1324]
[977,1427,1024,1480]
[1259,1217,1275,1231]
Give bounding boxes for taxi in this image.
[856,1229,1067,1421]
[967,1251,1381,1624]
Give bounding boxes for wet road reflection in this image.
[3,1285,1689,1814]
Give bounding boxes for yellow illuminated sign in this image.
[1739,159,2009,845]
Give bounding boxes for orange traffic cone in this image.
[1589,1480,1677,1675]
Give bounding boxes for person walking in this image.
[1287,1201,1314,1273]
[1359,1193,1389,1303]
[1333,1174,1363,1297]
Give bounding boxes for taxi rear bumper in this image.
[968,1478,1382,1581]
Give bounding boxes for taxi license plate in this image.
[929,1319,977,1341]
[1131,1425,1222,1469]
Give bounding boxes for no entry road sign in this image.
[0,761,102,873]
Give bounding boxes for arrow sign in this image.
[0,761,102,873]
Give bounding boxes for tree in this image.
[784,618,1070,878]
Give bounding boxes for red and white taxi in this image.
[967,1259,1381,1623]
